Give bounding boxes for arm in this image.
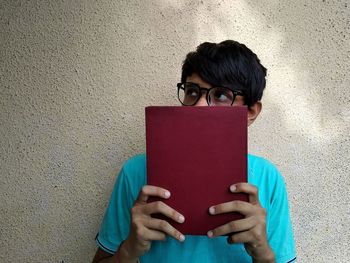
[92,243,137,263]
[92,248,117,263]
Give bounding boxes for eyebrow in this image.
[185,82,212,89]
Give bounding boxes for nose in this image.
[194,94,208,106]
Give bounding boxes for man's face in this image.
[184,73,261,126]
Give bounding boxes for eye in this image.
[185,86,199,97]
[212,89,233,102]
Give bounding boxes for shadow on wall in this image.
[232,1,349,261]
[212,0,349,136]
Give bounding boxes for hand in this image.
[121,185,185,261]
[207,183,275,263]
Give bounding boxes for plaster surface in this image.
[1,0,349,262]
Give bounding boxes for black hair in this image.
[181,40,267,106]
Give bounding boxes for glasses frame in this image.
[177,82,245,106]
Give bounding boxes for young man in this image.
[92,40,296,263]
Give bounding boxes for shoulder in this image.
[247,154,288,207]
[248,154,279,172]
[248,154,285,184]
[122,153,146,174]
[114,153,147,200]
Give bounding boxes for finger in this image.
[145,218,185,242]
[136,225,166,241]
[138,226,167,241]
[227,230,253,245]
[230,183,259,205]
[136,185,171,203]
[207,216,256,238]
[209,200,255,216]
[142,201,185,223]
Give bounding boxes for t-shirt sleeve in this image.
[267,171,296,263]
[95,166,136,254]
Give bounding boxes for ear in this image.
[248,101,262,126]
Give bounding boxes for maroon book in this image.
[146,106,248,235]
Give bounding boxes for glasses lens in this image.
[178,83,200,106]
[208,87,234,106]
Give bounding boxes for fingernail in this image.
[164,191,171,198]
[207,231,213,238]
[209,206,215,214]
[179,234,185,241]
[230,185,236,192]
[178,215,185,223]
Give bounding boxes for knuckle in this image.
[250,216,261,226]
[229,221,236,230]
[260,217,266,226]
[132,215,140,222]
[136,228,144,238]
[141,186,148,195]
[172,210,178,220]
[144,244,151,252]
[259,207,267,217]
[235,201,244,210]
[159,220,169,230]
[131,219,138,229]
[252,229,263,242]
[253,212,266,227]
[159,232,166,240]
[154,201,163,210]
[131,206,139,216]
[139,239,151,251]
[173,229,180,238]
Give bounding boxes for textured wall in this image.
[1,0,349,262]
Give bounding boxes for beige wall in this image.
[1,0,349,262]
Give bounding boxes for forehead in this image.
[186,73,212,89]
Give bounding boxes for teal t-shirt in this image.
[96,153,296,263]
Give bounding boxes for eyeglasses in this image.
[177,82,244,106]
